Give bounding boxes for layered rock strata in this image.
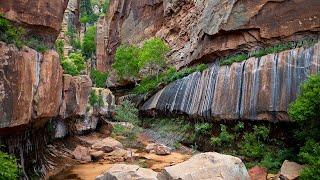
[98,0,320,70]
[141,43,320,121]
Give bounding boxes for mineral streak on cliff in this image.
[141,42,320,121]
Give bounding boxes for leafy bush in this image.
[82,26,96,58]
[297,140,320,179]
[220,54,248,66]
[240,126,269,158]
[195,123,212,135]
[61,53,86,76]
[80,0,98,24]
[91,69,108,88]
[26,36,48,53]
[0,15,24,48]
[0,151,19,180]
[55,40,64,60]
[114,100,139,125]
[210,124,234,147]
[113,44,140,80]
[233,122,245,132]
[89,90,104,107]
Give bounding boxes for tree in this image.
[139,38,169,76]
[113,44,140,80]
[82,26,96,58]
[0,151,19,180]
[61,52,86,76]
[289,74,320,179]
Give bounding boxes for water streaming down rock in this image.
[141,42,320,121]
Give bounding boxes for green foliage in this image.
[102,0,110,14]
[298,140,320,179]
[0,151,19,180]
[113,38,169,80]
[0,15,24,48]
[89,90,104,107]
[80,0,99,24]
[139,37,169,69]
[233,122,245,132]
[220,54,248,66]
[61,52,86,76]
[26,36,48,53]
[220,38,318,66]
[82,26,96,58]
[114,100,139,125]
[113,44,140,80]
[240,126,270,158]
[55,40,64,60]
[288,74,320,179]
[195,123,212,135]
[91,69,108,88]
[133,64,207,94]
[210,124,234,147]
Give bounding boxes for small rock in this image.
[72,145,91,163]
[96,164,158,180]
[280,160,305,180]
[249,166,267,180]
[90,150,104,160]
[92,137,123,153]
[267,173,278,180]
[146,143,171,155]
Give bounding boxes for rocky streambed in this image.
[48,125,193,180]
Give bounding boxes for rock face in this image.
[0,42,63,130]
[72,145,92,163]
[142,42,320,121]
[96,164,158,180]
[157,152,249,180]
[98,0,320,70]
[0,0,68,44]
[92,137,123,153]
[60,75,92,119]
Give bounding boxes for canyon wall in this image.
[98,0,320,71]
[0,0,68,44]
[141,42,320,121]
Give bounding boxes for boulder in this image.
[96,164,157,180]
[92,137,123,153]
[90,150,105,160]
[249,166,267,180]
[72,145,91,163]
[59,75,92,119]
[146,143,171,155]
[279,160,305,180]
[157,152,249,180]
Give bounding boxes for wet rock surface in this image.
[142,42,320,121]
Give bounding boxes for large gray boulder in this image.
[157,152,250,180]
[96,164,157,180]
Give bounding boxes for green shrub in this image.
[82,26,96,58]
[220,54,248,66]
[0,151,19,180]
[298,140,320,180]
[89,90,104,107]
[91,69,108,88]
[55,40,64,60]
[195,123,212,135]
[61,53,86,76]
[113,44,140,80]
[210,124,234,147]
[26,36,48,53]
[114,100,139,125]
[80,0,99,24]
[233,122,245,133]
[0,15,24,48]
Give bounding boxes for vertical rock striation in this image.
[141,42,320,121]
